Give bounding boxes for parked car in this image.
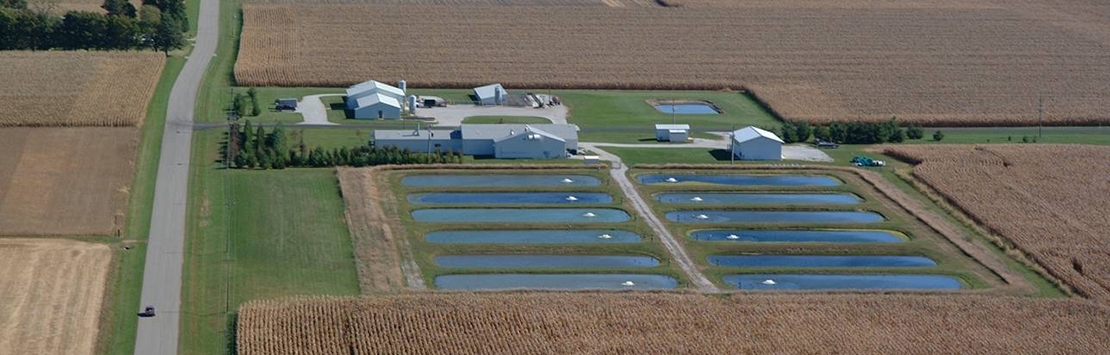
[138,306,156,317]
[275,98,298,111]
[815,139,839,148]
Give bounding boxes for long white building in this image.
[373,124,579,159]
[731,126,783,160]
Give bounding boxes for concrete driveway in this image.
[419,105,567,126]
[296,94,342,126]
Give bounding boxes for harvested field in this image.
[0,238,111,355]
[246,0,656,6]
[52,0,144,13]
[0,128,138,236]
[0,51,164,127]
[238,293,1110,354]
[885,144,1110,301]
[335,167,408,292]
[236,2,1110,126]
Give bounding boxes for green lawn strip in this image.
[180,131,361,355]
[193,0,244,124]
[462,116,552,124]
[908,127,1110,145]
[102,48,190,355]
[626,168,997,291]
[387,169,688,288]
[557,90,779,130]
[577,131,718,144]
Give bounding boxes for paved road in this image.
[134,0,220,353]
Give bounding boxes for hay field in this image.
[0,128,138,236]
[885,145,1110,301]
[238,293,1110,354]
[0,238,111,355]
[0,51,164,127]
[236,2,1110,126]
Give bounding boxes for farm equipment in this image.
[815,139,839,148]
[851,156,885,167]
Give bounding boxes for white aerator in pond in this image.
[621,281,636,286]
[562,178,574,183]
[690,196,703,202]
[566,195,578,201]
[695,214,709,219]
[726,234,740,240]
[762,279,776,285]
[665,177,678,183]
[583,212,597,217]
[598,234,612,239]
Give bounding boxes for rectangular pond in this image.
[723,274,962,290]
[656,193,859,205]
[638,174,840,187]
[403,174,600,187]
[708,255,937,268]
[690,230,904,243]
[412,208,630,223]
[427,230,641,244]
[436,255,660,268]
[653,103,719,114]
[409,192,612,205]
[435,274,679,290]
[666,210,884,224]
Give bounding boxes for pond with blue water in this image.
[708,255,937,268]
[656,193,859,205]
[409,192,612,205]
[427,230,641,244]
[666,210,884,224]
[412,208,630,223]
[436,255,660,268]
[435,274,679,290]
[403,174,601,187]
[723,274,962,290]
[638,174,840,187]
[653,103,719,114]
[690,230,904,243]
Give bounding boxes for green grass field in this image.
[180,132,360,355]
[462,116,552,124]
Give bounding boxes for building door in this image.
[378,110,383,119]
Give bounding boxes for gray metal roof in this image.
[373,129,458,141]
[473,84,506,100]
[655,124,690,130]
[732,126,784,144]
[493,125,566,143]
[461,124,578,140]
[355,93,401,109]
[347,80,404,98]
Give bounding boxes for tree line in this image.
[780,118,944,144]
[226,121,462,170]
[0,0,186,52]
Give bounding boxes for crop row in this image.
[0,51,165,127]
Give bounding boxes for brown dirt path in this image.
[336,167,415,292]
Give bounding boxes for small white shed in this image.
[655,124,690,142]
[353,93,402,120]
[474,84,508,105]
[731,126,783,160]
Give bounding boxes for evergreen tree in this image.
[906,125,924,139]
[828,122,847,143]
[104,14,139,49]
[102,0,136,17]
[933,130,945,141]
[58,11,107,49]
[813,125,830,141]
[151,13,183,53]
[779,122,798,143]
[1,0,28,9]
[794,121,812,143]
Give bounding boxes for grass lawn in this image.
[463,116,552,124]
[291,128,372,150]
[909,127,1110,145]
[180,132,360,355]
[556,90,779,130]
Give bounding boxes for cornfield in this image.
[236,1,1110,126]
[885,144,1110,301]
[0,51,165,127]
[238,293,1110,354]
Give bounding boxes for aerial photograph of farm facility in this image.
[3,0,1110,354]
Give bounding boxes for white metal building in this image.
[655,124,690,142]
[473,84,508,105]
[373,124,578,159]
[731,126,783,160]
[352,93,402,120]
[346,80,405,110]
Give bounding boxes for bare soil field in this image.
[885,145,1110,301]
[239,293,1110,355]
[0,238,111,355]
[0,128,139,236]
[0,51,164,127]
[236,2,1110,126]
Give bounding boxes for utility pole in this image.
[730,124,736,165]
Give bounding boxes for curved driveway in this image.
[134,0,220,353]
